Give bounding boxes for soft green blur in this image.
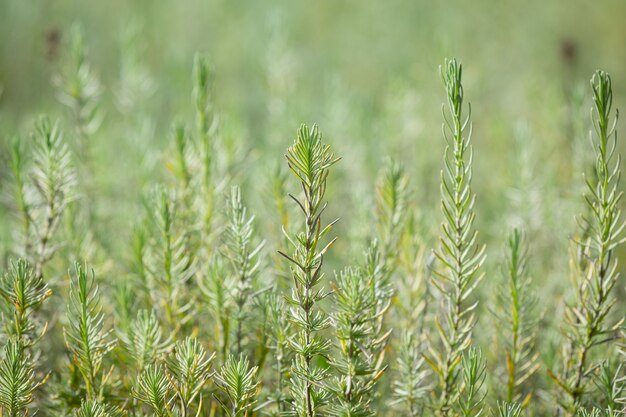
[1,0,624,263]
[2,5,625,281]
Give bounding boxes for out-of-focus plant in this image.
[550,71,625,414]
[492,229,539,405]
[8,118,76,278]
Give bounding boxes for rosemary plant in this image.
[222,186,265,355]
[199,258,231,360]
[133,364,171,417]
[64,262,116,400]
[54,23,102,153]
[144,186,195,332]
[164,337,214,417]
[73,400,113,417]
[135,337,214,417]
[3,20,626,416]
[493,229,538,405]
[551,70,625,413]
[593,361,625,414]
[374,158,409,278]
[8,117,76,278]
[214,354,259,417]
[192,54,219,243]
[392,330,429,416]
[328,266,389,417]
[494,402,523,417]
[0,259,51,345]
[425,58,485,416]
[279,124,339,417]
[457,347,486,417]
[117,309,170,373]
[257,289,291,415]
[0,339,40,417]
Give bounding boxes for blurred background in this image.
[1,0,626,313]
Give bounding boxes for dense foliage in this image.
[1,6,626,417]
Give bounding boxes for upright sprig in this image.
[392,330,429,417]
[0,261,50,417]
[133,364,171,417]
[117,309,170,373]
[164,337,215,417]
[426,59,485,416]
[493,229,538,405]
[593,361,624,414]
[64,263,116,399]
[374,159,409,277]
[551,70,625,413]
[10,117,76,278]
[214,354,259,417]
[392,229,433,416]
[328,266,389,417]
[198,259,231,359]
[369,160,408,334]
[192,54,220,238]
[494,402,522,417]
[54,23,103,157]
[0,340,41,417]
[73,400,112,417]
[279,124,340,417]
[456,347,487,417]
[577,409,615,417]
[258,290,291,415]
[134,338,213,417]
[144,186,195,332]
[0,259,51,345]
[222,186,265,355]
[9,139,31,256]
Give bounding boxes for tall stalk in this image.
[551,70,625,414]
[425,59,485,417]
[494,229,538,405]
[279,124,340,417]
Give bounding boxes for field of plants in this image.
[1,1,626,416]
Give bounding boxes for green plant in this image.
[2,18,626,417]
[165,337,215,416]
[54,24,102,157]
[222,186,265,356]
[425,58,485,417]
[117,309,170,372]
[494,402,522,417]
[198,258,231,360]
[257,289,291,416]
[374,159,409,280]
[134,364,171,417]
[214,354,259,417]
[593,361,625,414]
[391,330,429,416]
[493,229,538,405]
[64,262,116,399]
[144,186,195,332]
[0,259,51,345]
[73,400,115,417]
[457,347,486,417]
[279,124,339,417]
[8,118,76,278]
[327,266,388,417]
[550,71,624,414]
[192,54,219,242]
[0,339,40,417]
